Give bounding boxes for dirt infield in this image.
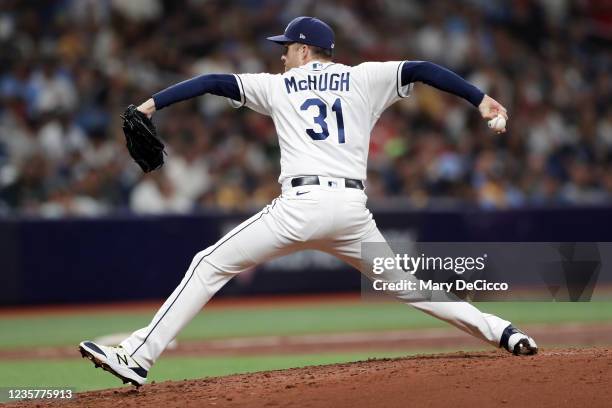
[7,347,612,408]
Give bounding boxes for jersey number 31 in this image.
[300,98,345,144]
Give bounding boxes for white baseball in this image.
[488,114,506,132]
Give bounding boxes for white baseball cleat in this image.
[79,341,148,386]
[500,325,538,356]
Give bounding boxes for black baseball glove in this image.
[120,104,166,173]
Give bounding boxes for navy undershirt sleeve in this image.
[152,74,241,110]
[401,61,484,107]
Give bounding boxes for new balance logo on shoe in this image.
[79,341,148,387]
[117,353,129,365]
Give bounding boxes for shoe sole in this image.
[78,346,143,387]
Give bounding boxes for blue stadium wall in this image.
[1,207,611,305]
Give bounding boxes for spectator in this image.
[130,172,192,214]
[0,0,610,216]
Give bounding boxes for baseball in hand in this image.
[488,114,506,132]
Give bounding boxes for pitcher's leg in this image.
[331,225,510,347]
[119,251,230,370]
[121,199,295,369]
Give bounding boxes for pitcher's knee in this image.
[190,248,250,277]
[184,252,232,288]
[187,249,211,272]
[185,249,220,277]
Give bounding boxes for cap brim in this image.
[266,35,293,44]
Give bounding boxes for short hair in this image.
[308,45,334,59]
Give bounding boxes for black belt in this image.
[291,176,364,190]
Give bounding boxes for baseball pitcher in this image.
[79,16,538,387]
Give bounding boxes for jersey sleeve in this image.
[228,73,275,116]
[357,61,413,118]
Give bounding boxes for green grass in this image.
[0,300,611,399]
[0,301,610,349]
[0,349,448,400]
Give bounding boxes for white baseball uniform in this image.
[120,61,511,369]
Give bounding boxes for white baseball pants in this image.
[121,177,510,370]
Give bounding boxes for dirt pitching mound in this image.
[8,348,612,408]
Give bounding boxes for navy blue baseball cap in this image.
[267,16,335,50]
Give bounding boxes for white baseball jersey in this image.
[230,61,413,182]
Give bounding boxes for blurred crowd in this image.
[0,0,611,217]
